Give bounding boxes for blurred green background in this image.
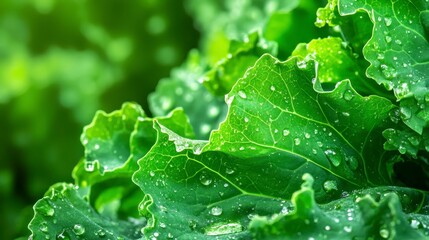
[0,0,198,238]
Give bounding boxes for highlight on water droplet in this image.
[237,90,247,99]
[199,172,213,186]
[379,227,390,239]
[323,180,338,193]
[72,224,85,236]
[346,155,358,170]
[210,206,223,216]
[283,129,290,136]
[205,222,243,236]
[343,89,354,101]
[324,149,342,167]
[294,138,301,145]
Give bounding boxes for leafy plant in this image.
[26,0,429,239]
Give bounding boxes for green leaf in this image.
[28,183,145,239]
[208,54,395,194]
[338,0,429,134]
[202,32,277,96]
[249,173,429,239]
[149,50,227,139]
[133,54,397,238]
[133,122,288,239]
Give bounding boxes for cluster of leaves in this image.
[26,0,429,239]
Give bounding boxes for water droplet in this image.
[380,64,397,79]
[36,203,55,217]
[210,206,223,216]
[394,39,402,45]
[324,149,341,167]
[384,17,392,26]
[270,85,276,91]
[304,133,311,139]
[385,35,392,43]
[72,224,85,236]
[400,107,412,120]
[96,229,106,238]
[225,95,235,105]
[283,129,290,136]
[237,90,247,99]
[394,83,410,99]
[199,173,212,186]
[205,222,243,236]
[167,233,174,239]
[159,222,166,228]
[297,60,307,69]
[343,226,352,233]
[149,171,155,177]
[346,156,358,170]
[389,108,400,123]
[410,219,421,229]
[94,144,100,150]
[294,138,301,145]
[323,180,338,193]
[39,222,49,232]
[244,117,249,123]
[225,168,235,175]
[85,161,95,172]
[325,225,331,231]
[379,227,390,238]
[343,89,354,101]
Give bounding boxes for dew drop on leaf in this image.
[39,222,49,233]
[225,167,235,175]
[346,155,358,170]
[388,108,400,123]
[324,149,341,167]
[410,219,421,229]
[199,173,212,186]
[72,224,85,236]
[210,206,223,216]
[323,180,338,193]
[237,90,247,99]
[384,17,392,26]
[297,60,307,69]
[96,229,106,238]
[343,89,354,101]
[343,226,352,233]
[85,162,95,172]
[205,222,243,236]
[36,203,55,217]
[379,227,390,239]
[283,129,290,136]
[399,107,412,120]
[294,138,301,145]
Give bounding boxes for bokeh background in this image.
[0,0,199,238]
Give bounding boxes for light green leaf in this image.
[202,32,277,96]
[133,54,397,238]
[291,37,391,98]
[249,174,429,239]
[338,0,429,134]
[208,54,395,192]
[149,50,227,139]
[28,183,145,239]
